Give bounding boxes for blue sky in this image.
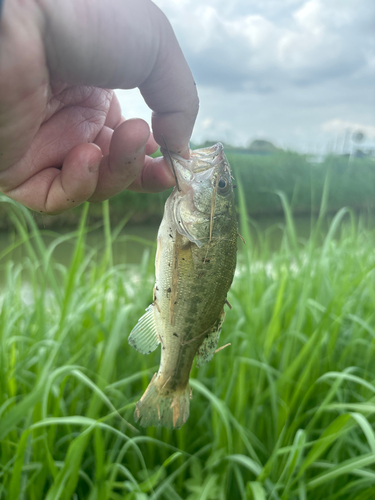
[116,0,375,153]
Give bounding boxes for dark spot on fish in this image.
[169,234,173,238]
[173,333,178,337]
[156,286,159,290]
[168,263,171,267]
[67,199,69,201]
[182,257,185,260]
[233,184,237,188]
[178,150,181,153]
[167,287,171,293]
[134,158,136,160]
[174,301,177,304]
[72,200,75,203]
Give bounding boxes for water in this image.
[0,212,360,286]
[0,224,158,267]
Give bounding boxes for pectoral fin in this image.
[196,311,226,367]
[128,304,160,354]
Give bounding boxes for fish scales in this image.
[128,143,237,428]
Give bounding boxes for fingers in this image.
[126,156,175,193]
[40,0,199,157]
[89,118,167,202]
[6,143,102,214]
[2,114,171,213]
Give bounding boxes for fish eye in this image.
[218,178,227,189]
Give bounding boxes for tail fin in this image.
[134,374,192,429]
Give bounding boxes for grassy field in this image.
[1,191,375,500]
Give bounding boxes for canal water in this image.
[0,211,367,287]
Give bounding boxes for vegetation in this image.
[230,152,375,216]
[1,187,375,499]
[0,151,374,231]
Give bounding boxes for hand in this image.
[0,0,199,214]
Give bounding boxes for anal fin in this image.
[128,304,160,354]
[196,311,226,367]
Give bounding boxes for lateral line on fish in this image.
[209,174,220,243]
[162,135,181,192]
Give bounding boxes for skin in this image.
[0,0,199,214]
[134,145,238,428]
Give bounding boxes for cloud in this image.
[154,0,374,93]
[115,1,375,153]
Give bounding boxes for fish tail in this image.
[134,374,192,429]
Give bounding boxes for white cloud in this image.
[154,0,373,92]
[115,0,375,152]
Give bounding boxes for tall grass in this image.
[0,194,375,499]
[1,152,374,231]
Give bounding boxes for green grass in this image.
[1,151,374,231]
[229,152,375,216]
[79,152,375,222]
[1,193,375,499]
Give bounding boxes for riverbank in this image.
[0,151,374,230]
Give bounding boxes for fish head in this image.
[162,143,236,247]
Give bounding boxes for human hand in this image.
[0,0,199,214]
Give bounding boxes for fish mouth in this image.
[188,143,224,173]
[161,142,225,180]
[163,143,230,247]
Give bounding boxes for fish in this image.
[128,142,237,428]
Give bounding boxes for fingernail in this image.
[135,144,147,155]
[88,157,102,173]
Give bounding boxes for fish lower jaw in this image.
[135,374,192,429]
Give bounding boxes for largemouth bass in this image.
[128,143,237,428]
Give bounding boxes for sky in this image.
[116,0,375,154]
